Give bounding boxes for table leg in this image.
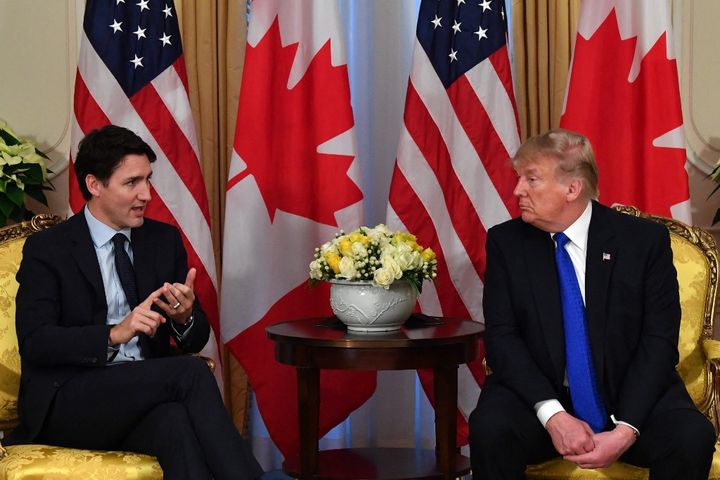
[434,365,458,479]
[297,367,320,479]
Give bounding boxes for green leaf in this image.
[35,147,50,160]
[25,185,48,206]
[21,163,43,184]
[9,205,25,223]
[0,129,20,147]
[0,195,14,217]
[5,183,24,207]
[713,209,720,226]
[707,182,720,200]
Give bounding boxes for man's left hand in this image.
[563,425,637,469]
[154,268,196,324]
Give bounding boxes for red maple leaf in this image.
[561,10,688,217]
[230,19,363,226]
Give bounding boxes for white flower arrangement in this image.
[0,120,53,226]
[309,224,438,292]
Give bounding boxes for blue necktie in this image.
[112,233,139,309]
[554,232,607,432]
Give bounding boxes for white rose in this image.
[320,241,338,256]
[396,250,421,270]
[381,254,402,279]
[352,242,368,258]
[375,224,393,236]
[373,267,394,288]
[338,256,357,280]
[309,260,324,280]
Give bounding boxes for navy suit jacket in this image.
[483,201,690,429]
[10,210,210,443]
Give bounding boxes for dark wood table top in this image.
[266,315,484,348]
[266,315,484,371]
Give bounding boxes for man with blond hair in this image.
[469,129,715,479]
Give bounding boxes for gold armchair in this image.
[0,215,162,479]
[525,205,720,480]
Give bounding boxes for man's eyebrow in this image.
[124,173,152,182]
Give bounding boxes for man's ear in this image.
[85,174,103,198]
[566,178,584,202]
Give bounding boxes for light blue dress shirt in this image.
[84,208,143,362]
[84,208,194,364]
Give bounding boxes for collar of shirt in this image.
[551,201,593,252]
[84,206,132,248]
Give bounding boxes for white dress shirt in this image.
[533,202,639,435]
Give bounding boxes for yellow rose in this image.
[338,238,354,257]
[324,252,341,273]
[393,232,416,245]
[421,247,436,262]
[349,231,369,245]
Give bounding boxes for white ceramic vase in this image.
[329,279,418,332]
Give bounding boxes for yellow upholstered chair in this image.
[524,205,720,480]
[0,215,162,480]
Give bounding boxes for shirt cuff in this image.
[610,414,640,437]
[171,314,195,341]
[534,399,566,427]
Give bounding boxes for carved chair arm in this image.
[699,339,720,435]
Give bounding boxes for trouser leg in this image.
[37,356,263,480]
[120,402,211,480]
[469,379,557,480]
[620,398,715,480]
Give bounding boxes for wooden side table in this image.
[266,316,484,479]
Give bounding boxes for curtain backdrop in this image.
[174,0,578,469]
[511,0,579,139]
[175,0,251,434]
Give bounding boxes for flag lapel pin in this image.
[602,252,611,261]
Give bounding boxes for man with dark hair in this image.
[8,125,263,480]
[469,129,715,479]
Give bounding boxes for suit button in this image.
[52,381,60,388]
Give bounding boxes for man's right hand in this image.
[545,411,595,456]
[109,287,166,346]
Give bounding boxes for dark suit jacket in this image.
[10,210,210,443]
[483,201,689,430]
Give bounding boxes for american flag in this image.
[387,0,520,446]
[69,0,223,383]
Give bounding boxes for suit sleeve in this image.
[483,229,558,407]
[166,227,210,354]
[16,235,112,367]
[614,226,681,428]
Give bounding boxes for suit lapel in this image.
[585,202,616,384]
[524,224,565,383]
[69,211,107,322]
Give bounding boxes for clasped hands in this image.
[546,412,637,469]
[109,268,197,346]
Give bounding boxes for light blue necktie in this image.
[554,232,607,432]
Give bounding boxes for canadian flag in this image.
[220,1,375,457]
[560,0,690,220]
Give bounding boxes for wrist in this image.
[108,326,117,346]
[174,312,194,326]
[614,424,638,444]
